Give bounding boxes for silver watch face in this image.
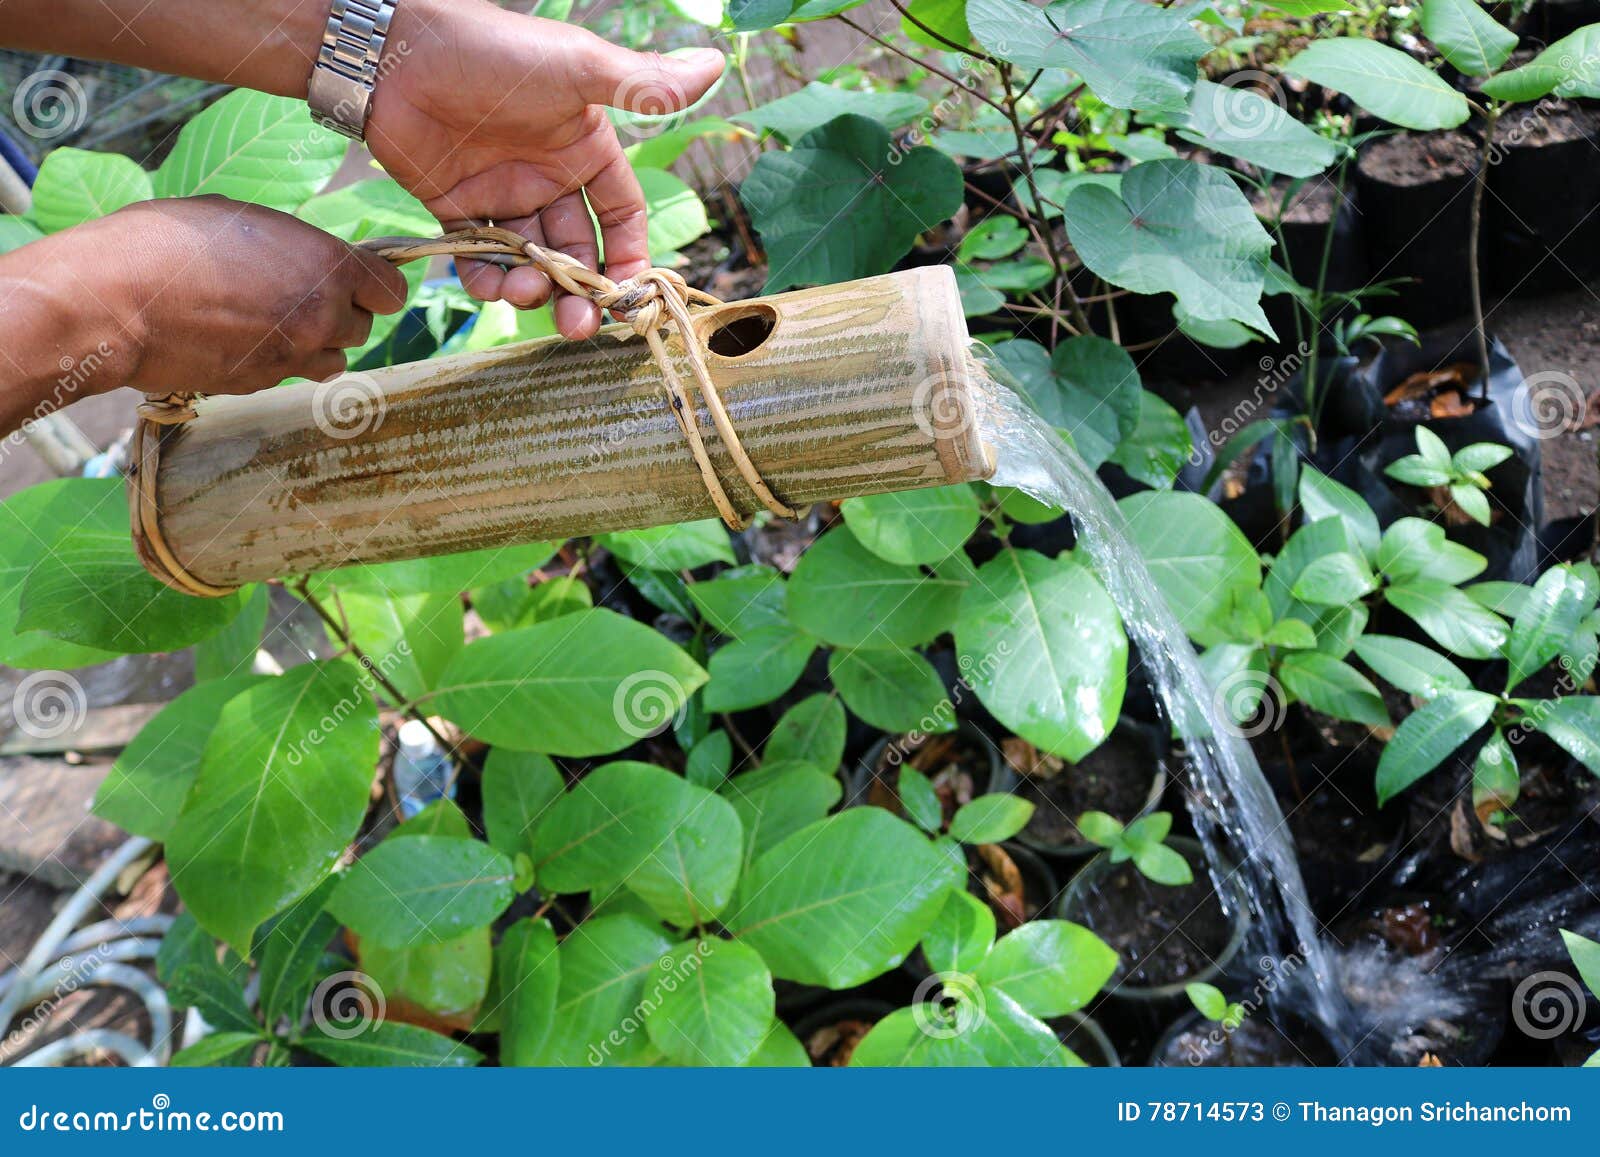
[308,66,372,139]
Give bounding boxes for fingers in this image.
[343,244,410,314]
[540,192,603,340]
[574,38,725,114]
[496,215,554,309]
[584,147,652,285]
[305,350,353,383]
[458,257,507,304]
[330,307,375,351]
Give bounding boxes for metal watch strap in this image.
[307,0,397,140]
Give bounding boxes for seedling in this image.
[1077,811,1193,886]
[1560,930,1600,1067]
[1384,427,1512,527]
[1186,981,1246,1032]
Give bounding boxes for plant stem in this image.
[835,14,1003,113]
[885,0,994,62]
[1470,103,1500,400]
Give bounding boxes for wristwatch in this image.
[307,0,398,140]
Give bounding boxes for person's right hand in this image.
[74,196,409,395]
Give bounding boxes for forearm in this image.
[2,0,327,99]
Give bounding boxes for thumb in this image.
[580,43,725,114]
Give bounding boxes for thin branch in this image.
[835,13,1005,113]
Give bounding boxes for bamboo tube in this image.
[131,265,992,592]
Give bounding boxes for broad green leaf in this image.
[899,767,944,833]
[360,929,492,1023]
[1188,981,1231,1022]
[1472,727,1519,812]
[30,148,152,232]
[1178,80,1343,178]
[93,675,266,840]
[974,920,1117,1017]
[1265,617,1318,649]
[703,625,816,712]
[0,215,45,254]
[829,647,954,732]
[903,0,972,47]
[1562,929,1600,997]
[1482,26,1600,101]
[728,0,798,29]
[166,965,259,1036]
[169,1033,263,1067]
[968,0,1207,113]
[639,167,711,258]
[194,585,269,682]
[1385,454,1453,488]
[1278,651,1389,726]
[686,729,734,790]
[720,761,842,870]
[623,787,743,927]
[734,82,929,143]
[329,835,516,947]
[1377,518,1488,585]
[1420,0,1517,76]
[992,337,1142,468]
[787,526,965,649]
[970,988,1078,1066]
[497,918,561,1066]
[726,808,952,987]
[746,1020,811,1066]
[1504,565,1593,693]
[1118,491,1262,646]
[949,794,1035,844]
[1063,159,1274,334]
[624,115,742,169]
[1352,634,1470,700]
[538,915,677,1066]
[959,216,1027,262]
[431,608,707,755]
[297,177,434,239]
[766,693,846,769]
[470,574,589,632]
[481,749,565,858]
[397,799,472,840]
[1284,38,1469,130]
[645,939,774,1067]
[302,1021,481,1068]
[1267,517,1363,621]
[318,542,557,597]
[1375,689,1496,805]
[598,520,734,571]
[1108,392,1192,489]
[956,549,1127,761]
[1386,580,1509,659]
[338,591,463,702]
[922,890,997,974]
[1531,697,1600,777]
[743,114,963,292]
[256,876,341,1029]
[1299,468,1380,561]
[1290,551,1377,605]
[841,485,980,566]
[152,89,347,208]
[688,567,789,636]
[166,661,379,950]
[847,1005,986,1066]
[14,478,245,654]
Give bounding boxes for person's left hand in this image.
[366,0,725,339]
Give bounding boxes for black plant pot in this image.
[1149,1002,1340,1066]
[1010,718,1170,862]
[1050,1009,1121,1066]
[848,721,1016,811]
[1485,101,1600,295]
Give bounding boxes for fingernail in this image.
[679,47,725,68]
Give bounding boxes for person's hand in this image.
[367,0,725,339]
[85,196,408,395]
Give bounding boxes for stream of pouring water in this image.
[967,352,1361,1058]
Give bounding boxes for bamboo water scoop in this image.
[128,236,992,595]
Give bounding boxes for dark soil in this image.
[1249,178,1338,226]
[871,728,1001,825]
[1153,1010,1337,1066]
[1010,733,1162,851]
[1357,131,1478,186]
[1496,101,1600,148]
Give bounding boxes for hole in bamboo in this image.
[701,303,779,360]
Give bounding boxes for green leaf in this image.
[766,694,846,769]
[993,337,1143,468]
[969,0,1207,113]
[841,485,980,566]
[166,964,259,1036]
[1419,0,1517,76]
[1352,634,1471,699]
[538,914,677,1065]
[1504,564,1594,693]
[1118,491,1264,646]
[166,661,379,950]
[922,890,997,974]
[318,543,557,597]
[830,647,954,733]
[0,214,45,254]
[497,918,561,1066]
[1177,80,1343,178]
[302,1021,481,1068]
[13,478,246,654]
[637,166,711,258]
[1284,38,1470,130]
[194,585,269,682]
[1063,159,1275,334]
[975,920,1117,1017]
[1265,618,1318,649]
[1450,483,1492,527]
[481,749,565,858]
[297,177,435,240]
[898,767,944,833]
[1531,697,1600,777]
[1076,810,1126,848]
[359,929,491,1023]
[1377,518,1488,586]
[1472,727,1519,811]
[1482,25,1600,101]
[256,876,340,1029]
[329,835,516,948]
[1108,391,1193,489]
[733,82,929,143]
[1386,580,1509,659]
[597,520,734,571]
[686,729,733,790]
[743,114,963,292]
[1290,551,1378,605]
[688,567,789,636]
[728,0,798,29]
[1375,690,1497,805]
[956,549,1127,762]
[1299,468,1380,561]
[788,526,965,649]
[703,626,817,712]
[169,1032,263,1067]
[29,148,152,232]
[1278,651,1389,726]
[93,675,266,840]
[431,608,707,755]
[1385,454,1453,488]
[959,216,1027,262]
[1453,442,1513,473]
[1466,581,1532,620]
[726,808,952,987]
[645,939,774,1067]
[1187,981,1231,1021]
[1562,929,1600,997]
[720,762,842,870]
[152,90,346,208]
[1133,841,1195,885]
[623,787,743,927]
[338,591,463,702]
[949,794,1035,844]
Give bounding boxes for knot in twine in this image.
[130,227,795,598]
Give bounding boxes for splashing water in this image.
[968,351,1361,1057]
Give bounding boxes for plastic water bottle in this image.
[392,719,454,818]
